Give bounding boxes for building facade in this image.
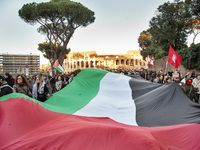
[0,54,40,76]
[63,50,147,73]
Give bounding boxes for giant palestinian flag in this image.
[1,68,200,149]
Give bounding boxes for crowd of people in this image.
[108,69,200,103]
[0,72,77,102]
[0,69,200,103]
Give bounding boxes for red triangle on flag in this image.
[53,60,59,67]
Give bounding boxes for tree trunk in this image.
[192,33,197,45]
[51,62,54,76]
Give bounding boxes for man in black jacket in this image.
[0,75,13,97]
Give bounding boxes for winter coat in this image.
[55,80,63,91]
[5,77,14,87]
[32,83,49,102]
[13,84,31,96]
[43,78,52,94]
[0,81,14,97]
[192,78,200,94]
[181,83,198,103]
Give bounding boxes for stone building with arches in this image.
[63,50,147,73]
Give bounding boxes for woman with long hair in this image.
[13,75,31,96]
[32,76,50,102]
[55,75,63,92]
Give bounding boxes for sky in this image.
[0,0,198,64]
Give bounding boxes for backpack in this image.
[0,84,14,93]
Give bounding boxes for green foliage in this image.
[18,2,37,25]
[38,42,70,62]
[138,0,192,60]
[19,0,95,28]
[138,30,151,50]
[185,0,200,17]
[149,1,188,54]
[178,43,200,70]
[19,0,95,67]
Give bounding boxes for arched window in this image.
[136,60,138,65]
[86,61,89,68]
[90,61,94,68]
[121,59,124,65]
[130,59,134,65]
[116,60,119,65]
[126,59,129,65]
[77,61,80,68]
[81,61,84,67]
[95,61,98,66]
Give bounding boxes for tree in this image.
[138,1,191,60]
[138,30,151,59]
[178,43,200,70]
[38,42,70,72]
[185,0,200,17]
[138,30,158,59]
[138,30,151,51]
[149,1,188,56]
[189,18,200,44]
[185,0,200,44]
[19,0,95,73]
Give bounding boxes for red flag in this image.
[167,46,182,68]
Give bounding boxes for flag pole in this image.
[163,60,168,83]
[164,61,168,75]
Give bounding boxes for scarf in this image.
[38,82,45,94]
[32,82,45,99]
[17,83,24,86]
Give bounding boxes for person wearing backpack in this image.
[0,75,13,97]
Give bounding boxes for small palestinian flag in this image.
[53,59,64,73]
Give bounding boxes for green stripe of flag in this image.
[54,66,64,73]
[0,69,108,114]
[42,68,108,114]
